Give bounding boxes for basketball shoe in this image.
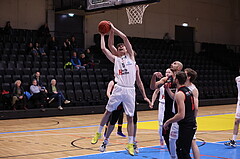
[126,143,134,156]
[91,132,101,144]
[117,131,126,137]
[99,139,108,152]
[160,138,164,146]
[224,139,237,148]
[133,141,139,153]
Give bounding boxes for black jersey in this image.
[175,86,196,125]
[163,75,176,122]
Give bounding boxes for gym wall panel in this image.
[84,0,240,47]
[0,0,46,30]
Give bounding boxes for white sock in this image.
[133,137,136,142]
[98,125,104,133]
[169,138,177,159]
[233,135,237,141]
[128,136,134,144]
[104,138,109,144]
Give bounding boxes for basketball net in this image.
[126,4,149,25]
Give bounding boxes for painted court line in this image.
[58,141,239,159]
[0,112,235,135]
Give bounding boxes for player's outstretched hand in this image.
[109,22,116,31]
[163,122,169,130]
[144,97,153,109]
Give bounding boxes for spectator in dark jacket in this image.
[48,36,58,51]
[38,23,50,38]
[32,72,43,87]
[4,21,12,35]
[62,38,72,51]
[12,80,27,110]
[71,51,85,69]
[34,42,46,56]
[48,79,70,110]
[26,42,34,54]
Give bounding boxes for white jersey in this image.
[236,76,240,101]
[158,85,165,103]
[158,85,165,123]
[188,83,197,92]
[114,55,136,87]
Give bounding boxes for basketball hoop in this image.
[126,4,149,25]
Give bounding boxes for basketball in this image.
[98,20,111,34]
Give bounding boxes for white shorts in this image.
[170,122,179,140]
[158,101,165,125]
[236,100,240,119]
[106,84,135,117]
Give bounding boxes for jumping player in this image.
[151,68,173,146]
[164,71,197,159]
[91,23,137,156]
[150,61,183,151]
[99,27,152,153]
[224,74,240,148]
[100,65,152,153]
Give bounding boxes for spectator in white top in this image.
[30,79,47,109]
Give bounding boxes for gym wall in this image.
[0,0,46,30]
[84,0,240,48]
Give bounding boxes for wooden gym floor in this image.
[0,104,239,159]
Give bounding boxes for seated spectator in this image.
[30,79,48,110]
[4,21,12,35]
[71,36,77,50]
[48,36,58,51]
[71,36,84,53]
[12,80,27,110]
[30,43,39,56]
[71,51,85,69]
[32,71,43,87]
[79,53,94,68]
[83,49,95,68]
[48,79,70,110]
[62,38,72,51]
[26,42,34,54]
[85,48,94,63]
[35,42,46,56]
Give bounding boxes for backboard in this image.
[86,0,160,12]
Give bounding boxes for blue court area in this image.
[60,141,240,159]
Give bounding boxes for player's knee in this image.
[235,118,240,124]
[126,115,133,122]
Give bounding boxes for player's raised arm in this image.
[111,24,134,60]
[108,29,117,55]
[150,72,165,90]
[100,34,115,63]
